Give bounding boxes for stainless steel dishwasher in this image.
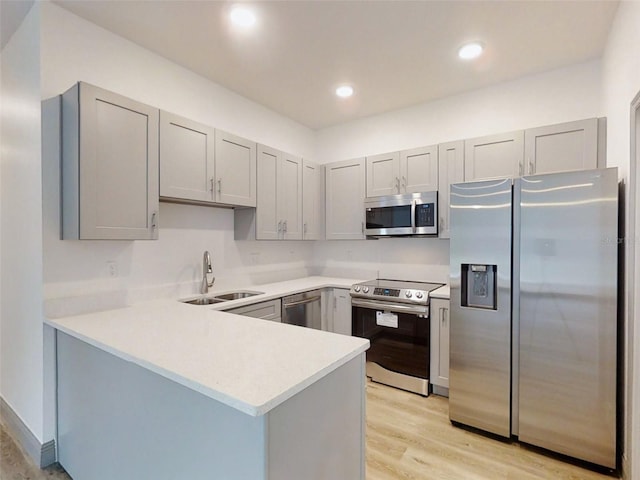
[281,290,322,329]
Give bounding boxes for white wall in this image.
[314,60,603,281]
[40,2,317,312]
[601,2,640,478]
[0,4,44,441]
[315,60,602,164]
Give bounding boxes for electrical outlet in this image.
[106,261,118,278]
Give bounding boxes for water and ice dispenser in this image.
[461,264,497,310]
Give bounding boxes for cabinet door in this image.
[464,131,524,181]
[280,153,303,240]
[525,118,599,175]
[430,298,450,390]
[325,158,366,240]
[63,82,159,240]
[332,289,353,336]
[302,160,322,240]
[437,140,464,239]
[160,111,215,202]
[400,145,438,193]
[366,152,400,197]
[256,145,280,240]
[214,130,256,207]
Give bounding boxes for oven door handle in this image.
[351,298,429,316]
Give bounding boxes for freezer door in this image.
[518,168,618,468]
[449,178,513,438]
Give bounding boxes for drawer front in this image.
[226,299,282,322]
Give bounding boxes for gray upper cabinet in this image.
[62,82,159,240]
[366,145,438,197]
[437,140,464,239]
[464,131,524,181]
[159,118,256,207]
[280,152,304,240]
[325,158,366,240]
[366,152,400,197]
[400,145,438,193]
[160,111,215,203]
[214,130,257,207]
[524,118,602,175]
[255,145,303,240]
[302,160,322,240]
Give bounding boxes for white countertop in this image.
[46,276,369,417]
[431,284,450,299]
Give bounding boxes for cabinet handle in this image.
[209,177,214,192]
[395,176,400,193]
[151,211,158,229]
[402,176,407,192]
[277,221,282,233]
[439,217,444,233]
[303,222,308,234]
[528,159,535,175]
[283,220,288,233]
[334,297,337,309]
[361,221,365,235]
[519,162,523,176]
[217,179,222,193]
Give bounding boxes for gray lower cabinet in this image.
[430,297,450,396]
[224,299,282,322]
[62,82,159,240]
[323,288,352,335]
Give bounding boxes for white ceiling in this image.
[53,1,619,130]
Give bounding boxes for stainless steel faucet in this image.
[201,251,215,294]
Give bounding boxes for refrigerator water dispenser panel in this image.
[461,264,497,310]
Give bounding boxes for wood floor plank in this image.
[365,380,617,480]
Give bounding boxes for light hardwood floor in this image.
[1,383,618,479]
[366,380,617,480]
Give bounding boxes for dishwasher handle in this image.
[283,295,321,308]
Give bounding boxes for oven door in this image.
[351,298,430,394]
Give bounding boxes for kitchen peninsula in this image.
[46,293,369,480]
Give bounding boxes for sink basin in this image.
[214,291,264,301]
[182,297,227,306]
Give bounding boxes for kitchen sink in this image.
[214,291,264,301]
[182,297,227,305]
[180,290,264,305]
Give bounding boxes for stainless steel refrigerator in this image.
[449,168,618,469]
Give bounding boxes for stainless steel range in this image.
[350,279,444,395]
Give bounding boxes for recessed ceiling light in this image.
[335,85,354,98]
[230,6,256,28]
[458,42,484,60]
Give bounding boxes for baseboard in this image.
[432,384,449,397]
[0,396,56,468]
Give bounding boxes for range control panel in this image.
[374,288,400,297]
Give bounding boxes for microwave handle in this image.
[411,200,416,233]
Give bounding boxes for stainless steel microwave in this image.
[364,191,438,237]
